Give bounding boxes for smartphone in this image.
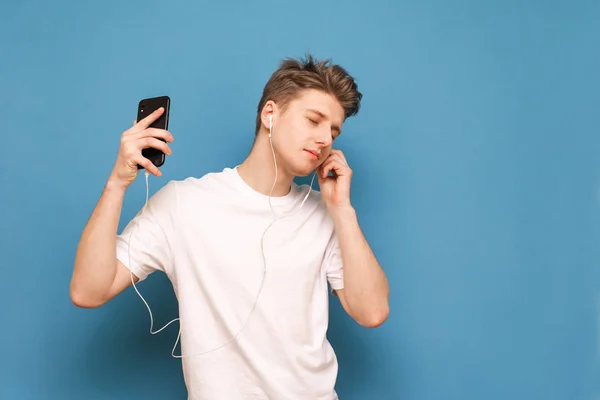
[136,95,170,169]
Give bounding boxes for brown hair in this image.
[255,53,363,135]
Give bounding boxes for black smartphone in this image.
[136,95,170,169]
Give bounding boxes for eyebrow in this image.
[307,109,341,134]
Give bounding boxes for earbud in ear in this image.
[268,115,272,137]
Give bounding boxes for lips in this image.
[304,149,319,160]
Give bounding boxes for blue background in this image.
[1,1,599,399]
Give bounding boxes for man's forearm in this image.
[330,206,389,324]
[70,181,126,307]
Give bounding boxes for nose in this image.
[315,130,332,147]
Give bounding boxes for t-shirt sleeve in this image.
[115,180,177,282]
[323,232,344,292]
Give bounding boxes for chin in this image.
[289,163,316,178]
[277,152,318,177]
[293,170,313,178]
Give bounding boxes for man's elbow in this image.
[357,303,389,328]
[70,286,106,309]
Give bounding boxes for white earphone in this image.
[268,114,272,137]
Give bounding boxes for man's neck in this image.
[237,137,294,197]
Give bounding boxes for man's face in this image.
[271,89,345,177]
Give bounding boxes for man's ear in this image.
[260,100,276,132]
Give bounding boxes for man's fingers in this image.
[138,137,172,155]
[133,156,162,177]
[133,107,164,131]
[330,149,348,166]
[320,156,350,179]
[136,127,174,142]
[319,159,336,178]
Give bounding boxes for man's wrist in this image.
[105,177,128,195]
[329,205,357,224]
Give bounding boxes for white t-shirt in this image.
[116,166,345,399]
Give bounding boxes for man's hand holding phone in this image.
[107,107,174,191]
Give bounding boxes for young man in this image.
[70,54,389,399]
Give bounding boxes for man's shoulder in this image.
[145,168,235,210]
[164,167,236,193]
